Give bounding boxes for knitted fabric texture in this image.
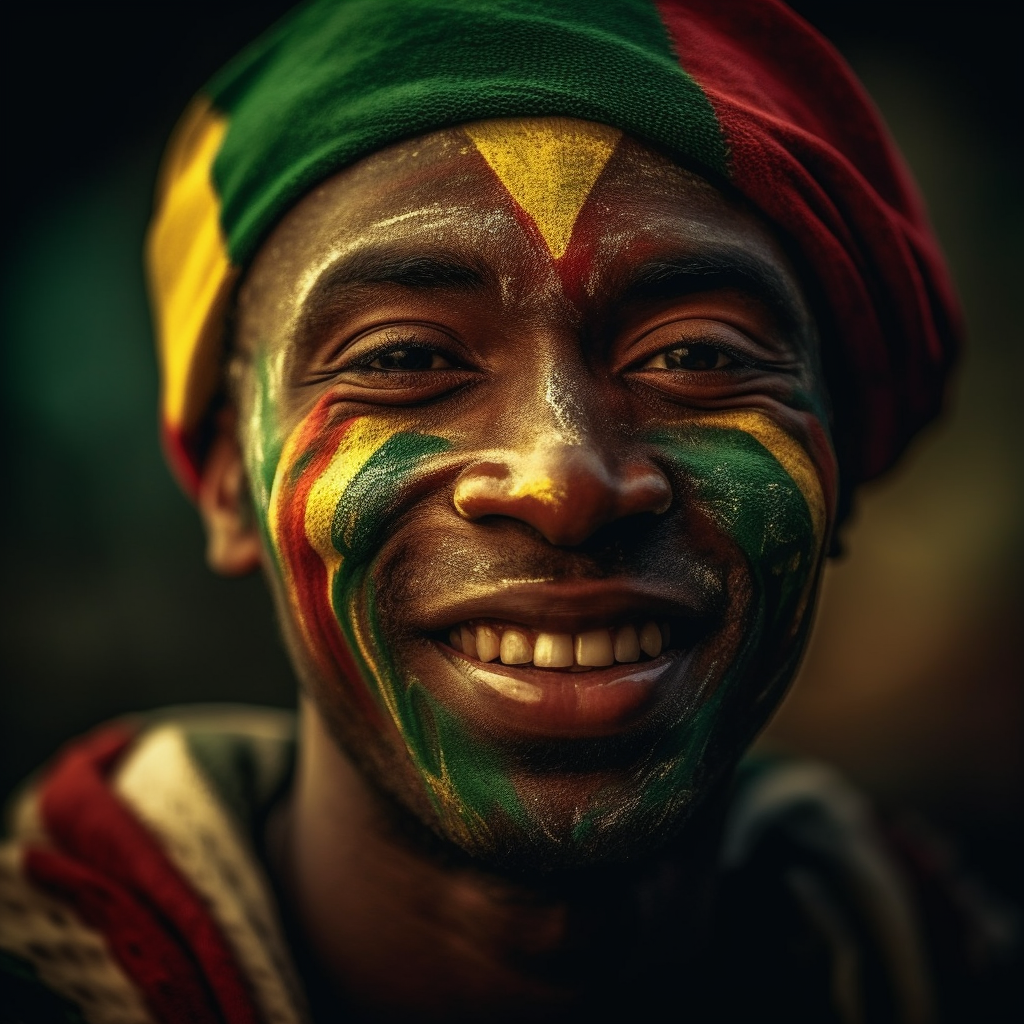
[2,710,952,1022]
[146,0,961,496]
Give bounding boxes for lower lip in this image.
[435,645,694,739]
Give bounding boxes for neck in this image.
[273,699,727,1023]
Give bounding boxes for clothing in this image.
[1,710,304,1024]
[1,706,977,1024]
[146,0,961,499]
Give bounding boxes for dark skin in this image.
[199,119,838,1021]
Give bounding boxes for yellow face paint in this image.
[303,418,399,570]
[464,118,621,259]
[453,448,570,517]
[505,472,567,507]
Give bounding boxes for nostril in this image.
[452,450,672,546]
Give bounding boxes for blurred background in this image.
[2,0,1020,915]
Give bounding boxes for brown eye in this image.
[648,343,732,371]
[367,346,453,370]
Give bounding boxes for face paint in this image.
[247,385,536,850]
[465,118,620,260]
[631,412,826,809]
[235,120,836,867]
[259,402,438,712]
[511,411,827,856]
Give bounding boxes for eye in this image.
[364,345,455,371]
[643,343,734,371]
[343,326,464,372]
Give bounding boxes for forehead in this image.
[237,118,806,344]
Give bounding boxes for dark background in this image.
[2,0,1021,922]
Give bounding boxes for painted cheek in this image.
[594,413,829,837]
[246,394,522,846]
[653,410,827,641]
[267,402,482,797]
[259,404,560,852]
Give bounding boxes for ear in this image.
[197,415,263,576]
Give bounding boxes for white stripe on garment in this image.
[113,724,310,1024]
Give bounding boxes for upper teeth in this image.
[447,621,668,669]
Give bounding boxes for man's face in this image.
[231,119,837,868]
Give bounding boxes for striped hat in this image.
[146,0,961,498]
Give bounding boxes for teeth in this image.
[460,625,478,660]
[638,621,663,658]
[451,621,669,669]
[499,630,533,665]
[475,624,500,663]
[533,633,574,668]
[575,629,615,667]
[612,624,640,663]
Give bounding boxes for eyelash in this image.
[346,335,457,369]
[639,339,773,373]
[339,332,782,375]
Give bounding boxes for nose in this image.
[453,443,672,546]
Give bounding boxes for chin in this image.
[458,788,708,875]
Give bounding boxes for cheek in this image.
[259,403,452,701]
[656,411,828,635]
[259,404,376,715]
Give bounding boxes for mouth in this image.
[416,582,713,739]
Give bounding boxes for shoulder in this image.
[708,754,1017,1024]
[0,706,308,1024]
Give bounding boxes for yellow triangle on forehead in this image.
[464,118,622,259]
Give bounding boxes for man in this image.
[0,1,972,1021]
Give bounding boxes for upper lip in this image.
[417,579,716,635]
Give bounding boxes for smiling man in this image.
[0,1,969,1022]
[222,118,833,872]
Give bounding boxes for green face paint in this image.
[246,389,534,851]
[618,411,825,834]
[249,366,825,862]
[496,411,826,861]
[229,120,834,868]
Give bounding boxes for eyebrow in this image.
[295,247,492,350]
[617,250,804,332]
[309,247,489,299]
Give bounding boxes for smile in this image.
[435,640,695,739]
[410,581,716,738]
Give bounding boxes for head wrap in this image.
[146,0,961,498]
